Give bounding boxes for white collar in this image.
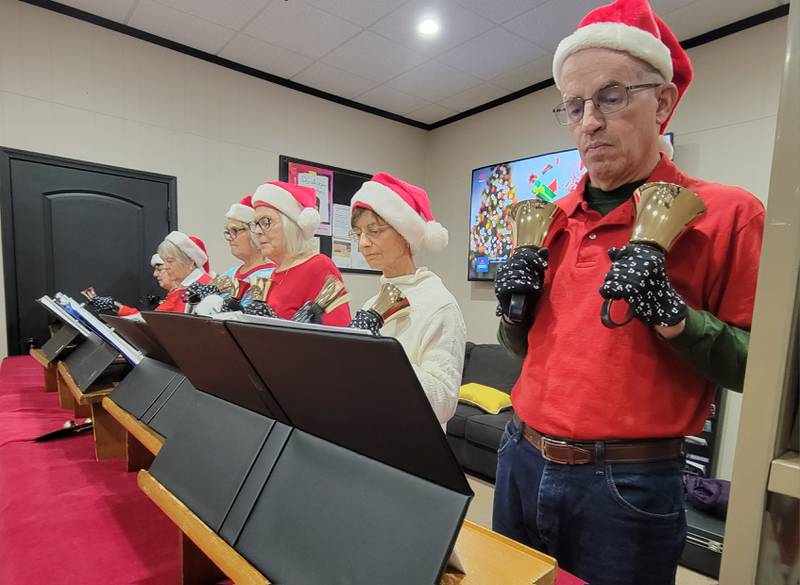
[180,268,205,287]
[380,267,431,287]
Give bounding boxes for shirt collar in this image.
[180,268,204,287]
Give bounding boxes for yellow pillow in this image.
[459,383,512,415]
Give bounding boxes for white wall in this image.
[423,17,788,479]
[0,0,428,358]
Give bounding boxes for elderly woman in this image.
[195,196,276,315]
[90,231,212,315]
[349,173,465,427]
[248,181,350,326]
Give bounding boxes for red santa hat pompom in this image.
[251,181,321,240]
[165,231,210,273]
[225,195,255,224]
[552,0,692,158]
[150,254,164,267]
[351,172,448,255]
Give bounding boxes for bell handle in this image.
[507,293,531,324]
[600,298,635,328]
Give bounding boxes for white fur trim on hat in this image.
[352,181,448,254]
[150,254,164,267]
[252,184,321,239]
[553,22,673,88]
[165,231,206,270]
[226,203,254,224]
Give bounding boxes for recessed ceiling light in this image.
[418,18,440,36]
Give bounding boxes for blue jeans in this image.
[493,419,687,585]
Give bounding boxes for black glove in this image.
[599,244,687,327]
[349,309,383,336]
[88,296,117,313]
[182,282,220,305]
[291,301,323,324]
[494,247,549,319]
[221,297,242,313]
[241,301,277,318]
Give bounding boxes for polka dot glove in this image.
[349,309,383,336]
[494,247,549,318]
[599,244,688,327]
[88,296,116,313]
[242,301,277,318]
[290,301,323,324]
[182,282,221,304]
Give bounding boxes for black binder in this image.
[101,315,198,439]
[146,313,472,585]
[35,298,87,362]
[61,331,126,391]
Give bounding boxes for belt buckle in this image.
[540,436,590,465]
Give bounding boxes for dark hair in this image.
[351,206,387,227]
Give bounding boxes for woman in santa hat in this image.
[248,181,351,326]
[349,173,466,428]
[195,196,277,315]
[90,231,213,316]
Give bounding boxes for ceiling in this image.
[47,0,789,126]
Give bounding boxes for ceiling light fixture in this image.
[418,18,440,36]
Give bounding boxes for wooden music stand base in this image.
[138,471,557,585]
[57,362,122,461]
[29,348,58,392]
[103,397,164,472]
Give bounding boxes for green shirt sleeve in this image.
[666,306,750,392]
[497,318,530,358]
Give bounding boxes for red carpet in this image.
[0,356,584,585]
[0,356,179,585]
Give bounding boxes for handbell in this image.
[505,198,562,323]
[369,283,411,325]
[248,277,272,303]
[313,276,351,313]
[208,274,234,295]
[601,182,706,328]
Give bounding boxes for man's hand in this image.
[494,247,549,319]
[599,244,687,327]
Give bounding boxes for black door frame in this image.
[0,147,178,353]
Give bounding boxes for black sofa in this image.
[446,342,522,480]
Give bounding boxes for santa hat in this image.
[165,231,210,273]
[552,0,692,157]
[251,181,320,240]
[351,173,448,255]
[225,195,255,224]
[150,254,164,267]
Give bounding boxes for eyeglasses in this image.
[349,224,391,243]
[553,83,661,126]
[223,226,248,241]
[247,218,273,233]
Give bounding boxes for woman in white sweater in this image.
[349,173,466,428]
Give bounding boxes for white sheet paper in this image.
[332,203,351,239]
[331,238,352,269]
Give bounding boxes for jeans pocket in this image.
[497,421,518,457]
[605,462,685,522]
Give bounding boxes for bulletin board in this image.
[278,155,380,275]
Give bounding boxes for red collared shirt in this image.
[512,155,764,440]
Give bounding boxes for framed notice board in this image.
[279,155,380,275]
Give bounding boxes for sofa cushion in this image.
[447,403,483,438]
[465,410,514,451]
[461,344,522,393]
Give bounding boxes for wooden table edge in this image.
[102,396,164,455]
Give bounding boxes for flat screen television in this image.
[467,134,673,281]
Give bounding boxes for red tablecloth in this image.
[0,356,585,585]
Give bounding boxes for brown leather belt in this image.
[515,418,683,465]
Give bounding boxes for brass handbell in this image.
[81,287,97,300]
[505,198,563,323]
[314,276,351,313]
[208,274,234,295]
[369,283,411,324]
[248,277,272,303]
[601,182,706,328]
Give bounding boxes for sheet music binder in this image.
[35,298,87,362]
[61,332,125,391]
[101,315,199,439]
[146,312,473,585]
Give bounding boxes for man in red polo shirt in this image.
[492,1,764,584]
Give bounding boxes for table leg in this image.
[91,401,126,460]
[181,533,226,585]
